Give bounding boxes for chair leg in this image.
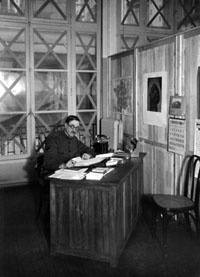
[194,208,200,236]
[184,212,191,232]
[141,194,158,237]
[36,193,43,221]
[151,209,159,238]
[162,213,170,250]
[35,187,49,221]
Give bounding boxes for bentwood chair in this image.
[150,155,200,250]
[35,153,50,221]
[34,153,51,246]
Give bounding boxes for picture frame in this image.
[112,76,133,115]
[169,95,185,116]
[143,71,167,127]
[108,50,136,137]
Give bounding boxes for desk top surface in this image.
[50,153,145,187]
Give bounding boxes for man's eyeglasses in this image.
[68,124,80,132]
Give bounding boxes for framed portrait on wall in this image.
[143,71,167,127]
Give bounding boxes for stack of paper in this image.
[86,172,104,180]
[86,167,114,180]
[49,168,87,180]
[92,167,109,174]
[106,158,122,166]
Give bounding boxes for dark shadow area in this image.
[0,185,200,277]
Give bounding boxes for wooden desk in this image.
[50,153,145,267]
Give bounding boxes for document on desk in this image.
[49,168,87,180]
[86,168,114,180]
[72,156,107,167]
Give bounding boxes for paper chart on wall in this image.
[194,119,200,177]
[168,118,186,155]
[194,119,200,156]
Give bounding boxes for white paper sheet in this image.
[73,156,107,167]
[49,168,87,180]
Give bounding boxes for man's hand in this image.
[82,153,92,160]
[59,160,76,169]
[58,163,66,169]
[65,159,76,168]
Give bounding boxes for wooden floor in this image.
[0,184,200,277]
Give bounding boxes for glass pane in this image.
[111,58,121,80]
[35,72,68,111]
[121,55,133,78]
[121,0,140,26]
[0,27,26,69]
[0,114,27,156]
[77,111,97,146]
[0,70,26,112]
[76,72,96,109]
[121,35,139,51]
[0,0,25,16]
[76,0,97,23]
[35,112,66,152]
[33,29,68,69]
[110,53,134,117]
[176,0,200,30]
[32,0,68,21]
[147,0,171,29]
[76,32,96,70]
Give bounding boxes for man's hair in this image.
[65,115,80,124]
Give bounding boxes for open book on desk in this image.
[72,156,107,167]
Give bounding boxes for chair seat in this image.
[152,194,194,211]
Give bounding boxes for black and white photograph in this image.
[143,71,167,127]
[0,1,200,277]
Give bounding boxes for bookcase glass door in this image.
[0,0,100,158]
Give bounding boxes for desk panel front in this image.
[50,156,144,267]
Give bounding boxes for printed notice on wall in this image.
[194,119,200,177]
[194,119,200,156]
[168,118,186,155]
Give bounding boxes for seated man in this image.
[43,114,94,176]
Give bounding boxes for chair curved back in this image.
[184,155,200,209]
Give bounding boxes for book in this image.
[49,168,87,180]
[86,172,104,180]
[92,167,108,174]
[106,157,123,166]
[86,168,114,180]
[113,151,130,159]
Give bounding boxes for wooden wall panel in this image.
[137,29,200,194]
[154,147,174,194]
[184,33,200,152]
[137,38,176,194]
[141,142,154,193]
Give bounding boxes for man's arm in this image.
[77,139,95,158]
[43,135,70,172]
